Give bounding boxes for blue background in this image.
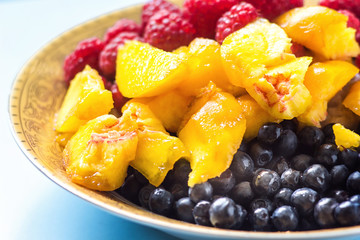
[0,0,180,239]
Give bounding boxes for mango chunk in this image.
[64,114,138,191]
[55,66,113,132]
[116,41,187,98]
[221,18,295,88]
[178,83,246,187]
[122,102,189,187]
[237,94,279,140]
[298,61,359,127]
[246,57,312,119]
[333,123,360,149]
[175,38,245,96]
[344,81,360,117]
[275,6,360,60]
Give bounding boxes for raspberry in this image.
[215,2,258,43]
[144,10,196,52]
[110,83,128,112]
[99,32,143,79]
[245,0,303,20]
[103,19,141,44]
[339,10,360,30]
[183,0,240,39]
[355,55,360,68]
[320,0,360,19]
[63,37,104,85]
[141,0,181,30]
[291,42,306,57]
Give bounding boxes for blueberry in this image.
[350,195,360,204]
[239,141,249,152]
[252,169,281,196]
[274,129,298,158]
[133,169,149,185]
[265,155,289,175]
[209,197,238,229]
[189,182,213,203]
[193,201,211,226]
[299,216,319,231]
[170,183,188,201]
[250,208,271,231]
[118,174,142,203]
[315,144,339,167]
[230,181,254,206]
[138,184,156,209]
[347,171,360,194]
[291,154,313,172]
[230,151,254,182]
[280,119,298,132]
[330,164,349,188]
[250,142,273,167]
[314,198,338,228]
[334,201,360,226]
[271,206,298,231]
[172,159,191,184]
[322,123,335,144]
[149,188,174,216]
[280,168,301,190]
[273,188,293,208]
[339,148,359,169]
[291,187,319,216]
[234,204,247,229]
[257,122,283,145]
[298,126,325,152]
[302,164,331,193]
[250,198,275,213]
[175,197,195,223]
[328,189,349,203]
[208,169,235,195]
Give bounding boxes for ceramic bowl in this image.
[8,0,360,239]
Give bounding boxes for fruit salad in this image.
[55,0,360,232]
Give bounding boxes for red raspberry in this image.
[339,10,360,30]
[103,19,141,44]
[183,0,239,39]
[141,0,181,30]
[355,55,360,68]
[63,37,104,85]
[144,10,196,52]
[244,0,303,20]
[320,0,360,19]
[291,42,306,57]
[215,2,258,43]
[110,84,129,112]
[99,32,143,79]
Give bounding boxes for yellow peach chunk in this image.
[333,123,360,149]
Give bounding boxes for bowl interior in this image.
[8,0,360,239]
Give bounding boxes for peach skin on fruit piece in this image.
[275,6,360,60]
[64,114,138,191]
[237,94,280,140]
[122,102,189,187]
[333,123,360,149]
[174,38,245,97]
[246,57,312,120]
[220,18,295,88]
[343,81,360,117]
[125,90,194,133]
[115,41,187,98]
[298,61,359,127]
[178,83,246,187]
[55,66,113,133]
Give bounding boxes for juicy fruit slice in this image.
[298,61,359,126]
[55,66,113,132]
[122,102,189,186]
[275,6,360,60]
[344,81,360,117]
[64,114,138,191]
[246,57,312,119]
[126,90,194,133]
[221,18,294,87]
[178,84,246,187]
[175,38,245,96]
[237,94,279,140]
[116,41,187,98]
[333,123,360,149]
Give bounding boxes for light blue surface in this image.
[0,0,180,239]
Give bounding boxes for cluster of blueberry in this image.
[117,120,360,231]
